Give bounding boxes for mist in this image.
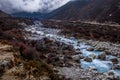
[0,0,71,13]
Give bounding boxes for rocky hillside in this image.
[0,11,61,80]
[48,0,120,24]
[0,10,10,17]
[11,0,120,24]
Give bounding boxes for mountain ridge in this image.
[48,0,120,24]
[0,10,10,17]
[11,0,120,24]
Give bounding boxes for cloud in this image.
[0,0,71,13]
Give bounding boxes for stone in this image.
[94,47,105,51]
[110,58,118,64]
[98,48,105,51]
[86,47,94,51]
[84,57,92,62]
[114,64,120,69]
[106,70,120,80]
[0,60,13,69]
[88,54,96,59]
[72,55,80,61]
[62,45,73,51]
[63,50,71,55]
[105,51,112,55]
[97,52,106,60]
[90,67,97,71]
[64,55,72,60]
[72,54,84,61]
[65,62,73,67]
[74,52,82,55]
[106,71,115,79]
[108,70,114,75]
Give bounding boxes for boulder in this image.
[84,57,92,62]
[64,55,72,60]
[106,70,120,80]
[74,52,82,55]
[86,47,94,51]
[90,67,97,71]
[88,54,96,59]
[110,58,118,64]
[72,55,80,61]
[0,60,13,69]
[105,51,112,55]
[72,54,84,61]
[62,45,73,51]
[94,47,105,51]
[114,64,120,69]
[63,50,71,55]
[65,62,73,67]
[108,70,114,75]
[97,52,106,60]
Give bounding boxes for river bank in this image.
[0,18,119,79]
[24,21,120,80]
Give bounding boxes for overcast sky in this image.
[0,0,71,13]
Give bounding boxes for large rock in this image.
[110,58,118,64]
[72,54,84,61]
[97,52,106,60]
[105,51,112,55]
[0,60,13,69]
[113,64,120,69]
[88,54,96,59]
[74,52,82,55]
[94,47,105,51]
[86,47,94,51]
[84,57,92,62]
[62,45,73,51]
[106,70,120,80]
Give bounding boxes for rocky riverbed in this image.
[24,21,120,80]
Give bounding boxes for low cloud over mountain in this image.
[0,0,71,13]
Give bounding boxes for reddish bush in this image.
[20,46,39,60]
[0,29,3,37]
[3,31,14,40]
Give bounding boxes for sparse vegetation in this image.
[42,20,120,43]
[0,67,4,77]
[0,6,120,80]
[0,12,61,80]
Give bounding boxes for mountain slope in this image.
[47,0,91,20]
[10,0,120,24]
[11,12,46,20]
[48,0,120,23]
[0,10,10,17]
[11,0,91,20]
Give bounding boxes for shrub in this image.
[3,31,14,40]
[0,67,4,77]
[21,47,39,60]
[0,29,3,37]
[35,61,61,80]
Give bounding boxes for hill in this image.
[48,0,120,24]
[0,10,10,17]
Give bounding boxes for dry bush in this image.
[0,67,4,77]
[0,29,3,37]
[21,47,39,60]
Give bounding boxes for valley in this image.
[24,21,120,80]
[0,16,120,79]
[0,0,120,80]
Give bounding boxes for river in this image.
[24,21,120,78]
